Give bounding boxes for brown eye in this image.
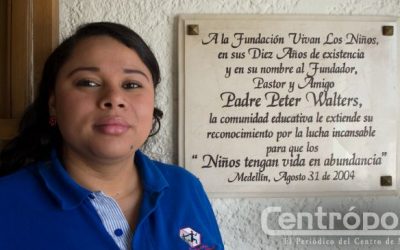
[76,79,100,87]
[122,81,141,90]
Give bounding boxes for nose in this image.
[99,87,126,110]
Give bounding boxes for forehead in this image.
[56,35,153,85]
[70,35,140,62]
[60,35,151,76]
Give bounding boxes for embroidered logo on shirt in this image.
[179,227,201,247]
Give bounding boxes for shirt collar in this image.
[134,150,169,193]
[38,149,91,210]
[38,149,169,210]
[133,150,170,228]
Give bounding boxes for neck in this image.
[61,148,141,198]
[61,147,143,229]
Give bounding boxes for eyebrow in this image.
[123,68,150,80]
[67,67,150,81]
[67,67,99,77]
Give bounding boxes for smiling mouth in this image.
[94,124,130,135]
[93,117,130,135]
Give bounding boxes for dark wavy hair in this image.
[0,22,163,176]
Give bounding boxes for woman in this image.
[0,22,223,250]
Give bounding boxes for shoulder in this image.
[0,164,44,210]
[150,159,213,210]
[153,160,201,187]
[136,150,204,191]
[0,165,39,193]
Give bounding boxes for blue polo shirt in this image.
[0,150,224,250]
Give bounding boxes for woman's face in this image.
[49,36,154,164]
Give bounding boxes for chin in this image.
[90,144,135,161]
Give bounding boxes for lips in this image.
[93,116,130,135]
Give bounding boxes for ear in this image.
[48,92,56,115]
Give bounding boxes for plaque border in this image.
[178,14,400,197]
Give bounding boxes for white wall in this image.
[60,1,400,249]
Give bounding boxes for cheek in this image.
[134,93,155,125]
[54,91,92,128]
[141,96,155,119]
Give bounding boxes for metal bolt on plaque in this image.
[187,24,199,35]
[382,26,394,36]
[380,176,392,186]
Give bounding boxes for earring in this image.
[49,116,57,127]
